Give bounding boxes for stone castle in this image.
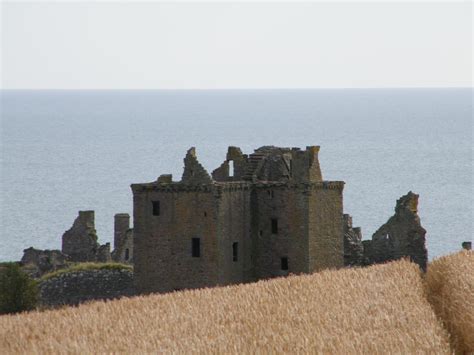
[132,146,347,294]
[21,145,431,299]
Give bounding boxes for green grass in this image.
[40,262,133,281]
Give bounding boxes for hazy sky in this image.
[2,1,472,89]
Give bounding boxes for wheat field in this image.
[0,259,451,354]
[425,250,473,354]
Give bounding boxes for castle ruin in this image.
[18,144,431,302]
[131,146,348,294]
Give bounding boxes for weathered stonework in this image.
[61,211,112,262]
[111,213,134,263]
[343,214,364,267]
[132,146,345,294]
[97,243,112,263]
[363,192,428,270]
[20,247,69,278]
[39,268,134,307]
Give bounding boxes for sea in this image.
[1,89,472,262]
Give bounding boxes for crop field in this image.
[425,250,473,354]
[0,259,453,354]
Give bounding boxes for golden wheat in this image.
[0,260,450,354]
[425,250,473,354]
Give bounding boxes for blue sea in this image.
[1,89,472,262]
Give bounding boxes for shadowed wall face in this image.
[133,187,218,294]
[252,187,309,279]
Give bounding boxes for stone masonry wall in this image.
[39,268,134,307]
[20,247,69,278]
[216,186,252,285]
[343,214,364,266]
[112,213,134,263]
[252,185,309,279]
[133,186,219,294]
[364,191,427,270]
[308,184,344,271]
[62,211,99,262]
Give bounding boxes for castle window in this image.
[192,238,200,257]
[281,257,288,271]
[229,160,234,177]
[152,201,160,216]
[204,211,207,217]
[259,230,263,237]
[232,242,238,262]
[271,218,278,234]
[270,190,274,198]
[125,248,130,261]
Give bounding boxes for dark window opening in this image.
[152,201,160,216]
[281,257,288,271]
[259,230,263,237]
[204,211,207,217]
[124,248,130,261]
[192,238,200,257]
[271,218,278,234]
[271,190,274,198]
[232,242,238,262]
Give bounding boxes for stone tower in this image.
[132,146,345,294]
[111,213,133,263]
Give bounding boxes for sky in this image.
[1,1,472,89]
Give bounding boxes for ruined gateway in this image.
[132,146,350,294]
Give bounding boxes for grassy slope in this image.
[40,262,132,281]
[0,259,450,354]
[425,250,473,354]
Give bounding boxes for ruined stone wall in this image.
[20,248,69,278]
[114,214,130,250]
[215,185,253,285]
[290,146,323,183]
[62,211,99,262]
[181,148,213,184]
[212,147,248,182]
[343,214,364,266]
[112,214,133,263]
[133,185,219,294]
[308,183,344,271]
[39,268,134,307]
[252,184,309,279]
[364,192,427,270]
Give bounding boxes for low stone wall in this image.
[39,269,135,307]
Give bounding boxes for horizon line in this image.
[1,86,472,91]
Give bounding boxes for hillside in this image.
[0,259,454,354]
